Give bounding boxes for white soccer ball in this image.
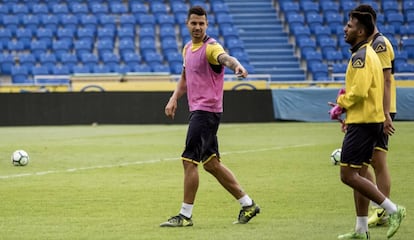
[11,150,29,166]
[330,148,341,165]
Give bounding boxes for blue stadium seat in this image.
[73,64,91,74]
[150,2,168,16]
[402,38,414,58]
[325,12,343,33]
[39,53,57,73]
[140,39,157,56]
[318,37,337,52]
[69,3,88,17]
[394,50,408,66]
[325,50,343,63]
[161,38,178,53]
[11,65,30,84]
[220,26,239,38]
[157,14,175,27]
[170,62,183,74]
[90,3,109,17]
[403,1,414,15]
[118,38,135,56]
[56,27,75,44]
[119,15,136,29]
[53,40,71,59]
[0,53,15,74]
[133,64,151,73]
[159,25,176,40]
[18,53,36,72]
[286,13,306,31]
[15,28,32,49]
[297,37,316,58]
[101,52,120,72]
[22,14,39,35]
[0,4,10,15]
[332,63,347,81]
[314,25,331,39]
[30,40,47,61]
[81,53,99,70]
[77,28,95,43]
[381,25,396,37]
[211,2,229,14]
[59,14,78,32]
[96,40,114,58]
[406,14,414,25]
[382,1,399,15]
[309,62,329,80]
[92,64,111,74]
[0,28,12,48]
[301,1,319,15]
[113,64,131,74]
[36,28,53,48]
[171,2,188,14]
[304,50,323,70]
[59,53,78,72]
[73,39,92,60]
[400,25,414,37]
[118,27,135,42]
[52,64,70,75]
[12,3,29,18]
[80,15,98,32]
[52,3,69,15]
[110,2,128,14]
[386,13,405,31]
[151,63,170,73]
[216,13,234,26]
[207,27,220,39]
[99,15,117,30]
[130,2,149,15]
[165,51,182,65]
[122,52,142,69]
[175,12,187,25]
[3,15,19,35]
[31,3,48,15]
[7,40,25,52]
[143,51,163,66]
[97,27,116,42]
[40,14,59,34]
[137,14,156,28]
[189,1,210,12]
[280,2,300,14]
[32,65,49,75]
[306,13,324,33]
[139,27,156,41]
[396,62,414,72]
[321,1,339,15]
[292,25,311,40]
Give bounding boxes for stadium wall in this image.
[272,88,414,121]
[0,90,274,126]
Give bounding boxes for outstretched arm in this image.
[218,53,248,78]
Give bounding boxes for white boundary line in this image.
[0,144,313,180]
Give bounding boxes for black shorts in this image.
[375,113,396,152]
[341,123,383,168]
[181,110,221,164]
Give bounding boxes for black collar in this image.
[350,40,368,53]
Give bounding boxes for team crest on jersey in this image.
[352,58,365,68]
[374,42,386,53]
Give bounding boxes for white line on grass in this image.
[0,143,313,180]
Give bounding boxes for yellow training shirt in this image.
[337,41,385,124]
[370,33,397,113]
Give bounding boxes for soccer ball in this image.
[11,150,29,166]
[330,148,341,165]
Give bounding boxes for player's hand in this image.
[339,119,347,133]
[383,113,395,136]
[235,66,248,78]
[165,98,177,119]
[328,102,343,120]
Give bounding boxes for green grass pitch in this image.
[0,122,412,239]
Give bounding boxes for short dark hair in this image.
[349,10,375,37]
[353,4,377,22]
[187,5,207,19]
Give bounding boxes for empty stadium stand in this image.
[0,0,412,85]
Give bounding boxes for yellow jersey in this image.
[337,41,385,124]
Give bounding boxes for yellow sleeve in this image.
[206,41,226,65]
[337,64,372,109]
